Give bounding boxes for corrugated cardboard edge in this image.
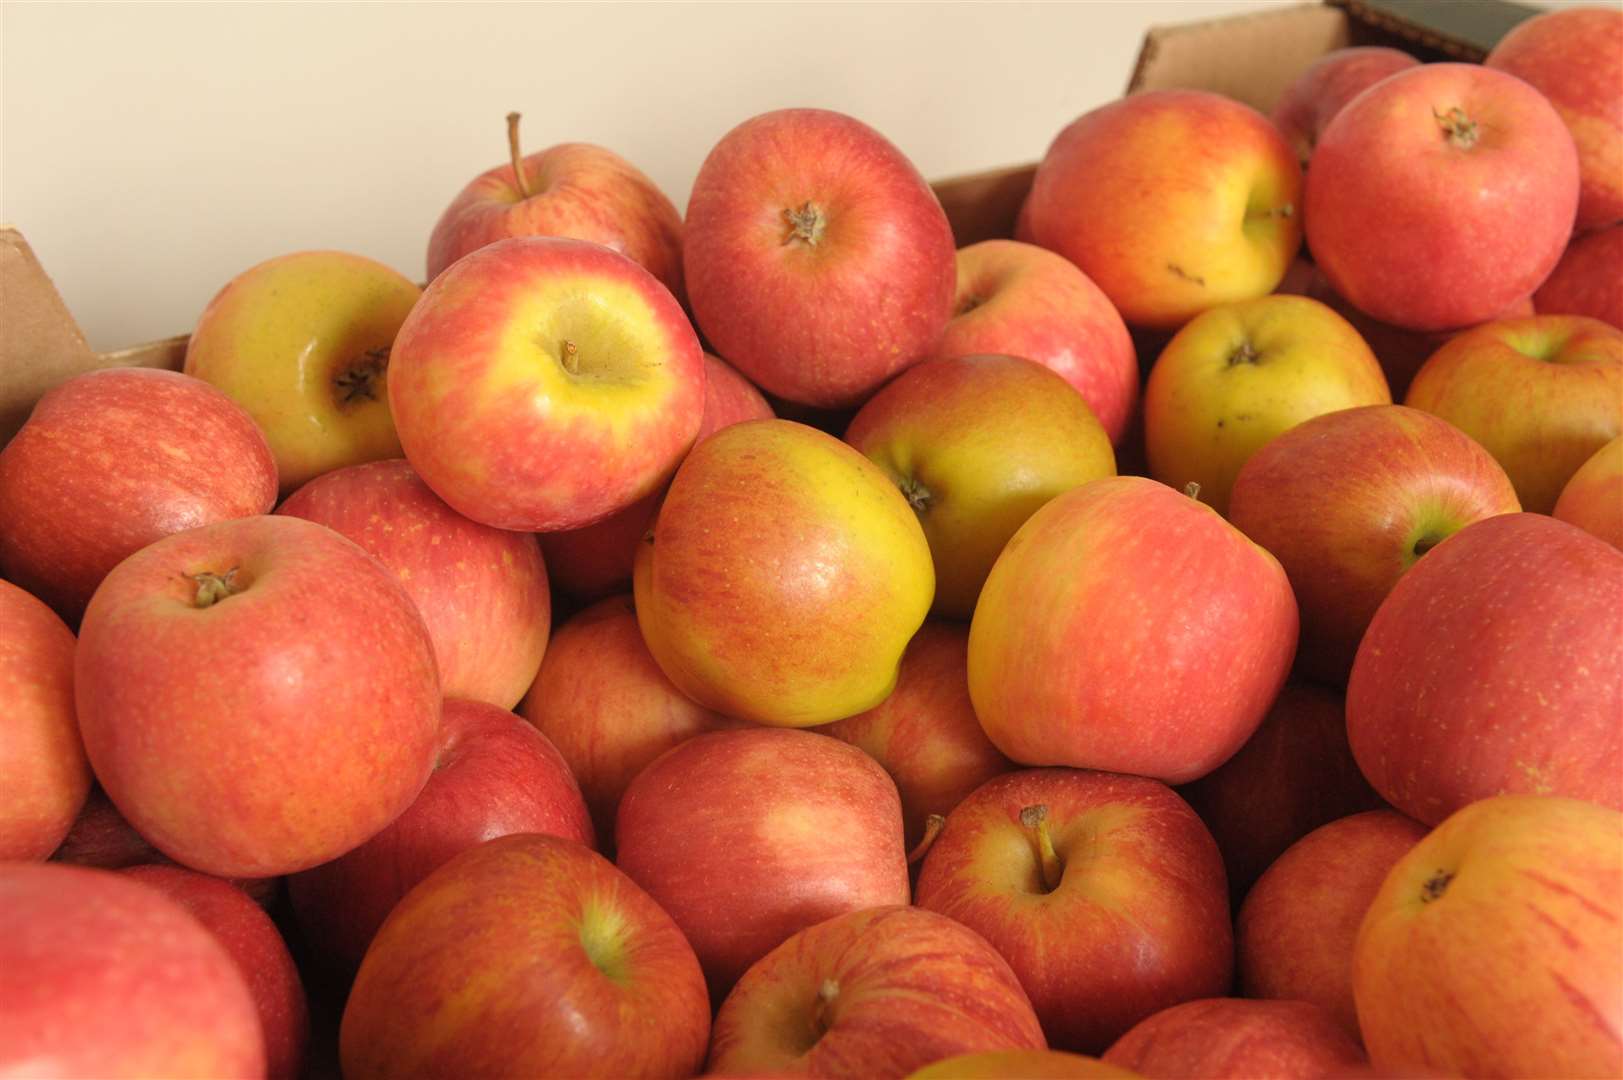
[1,227,100,443]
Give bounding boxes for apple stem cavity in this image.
[898,476,933,514]
[781,201,827,247]
[1433,106,1479,150]
[907,814,947,865]
[814,978,840,1034]
[506,111,533,199]
[188,567,242,608]
[1227,341,1261,366]
[334,347,390,407]
[1019,804,1064,892]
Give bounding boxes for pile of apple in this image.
[3,6,1622,1080]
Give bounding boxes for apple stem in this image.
[814,979,840,1033]
[1019,804,1064,892]
[1184,481,1202,502]
[507,111,533,199]
[189,568,242,608]
[781,202,827,247]
[562,339,581,375]
[1433,106,1479,150]
[898,476,933,514]
[907,814,947,865]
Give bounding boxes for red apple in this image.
[615,728,910,996]
[277,457,550,709]
[707,905,1046,1078]
[341,833,711,1079]
[1270,47,1420,167]
[1103,998,1366,1079]
[1555,434,1623,551]
[937,239,1138,444]
[0,368,277,623]
[1305,63,1579,332]
[915,769,1233,1053]
[1347,513,1623,824]
[684,107,956,407]
[1536,225,1623,330]
[968,476,1298,784]
[1236,810,1429,1042]
[50,785,164,869]
[426,111,684,298]
[1227,404,1521,684]
[75,514,442,877]
[0,862,264,1078]
[123,864,309,1080]
[388,235,705,532]
[906,1050,1141,1079]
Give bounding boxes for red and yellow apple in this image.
[1554,434,1623,551]
[1535,225,1623,331]
[907,1050,1141,1079]
[1103,998,1366,1079]
[1,580,86,861]
[1270,47,1420,167]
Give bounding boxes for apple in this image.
[683,107,956,408]
[634,419,933,727]
[915,768,1233,1053]
[968,476,1297,784]
[0,862,263,1078]
[1143,294,1391,515]
[615,728,909,996]
[1354,795,1623,1078]
[0,368,277,623]
[0,579,86,861]
[1405,314,1622,514]
[1236,810,1429,1042]
[123,864,309,1080]
[75,514,442,878]
[341,833,711,1079]
[1025,90,1302,331]
[706,905,1046,1078]
[846,354,1115,618]
[50,785,163,869]
[936,239,1138,444]
[1103,998,1366,1079]
[1227,404,1520,684]
[426,111,684,298]
[1485,6,1623,231]
[1270,47,1420,167]
[1347,513,1623,824]
[277,457,550,709]
[1535,225,1623,330]
[184,250,421,492]
[906,1050,1141,1079]
[387,235,705,532]
[1554,434,1623,551]
[1305,63,1579,332]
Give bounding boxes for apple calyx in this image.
[334,347,390,407]
[906,814,947,865]
[1227,341,1261,367]
[1019,804,1064,893]
[1420,868,1455,903]
[1433,106,1479,150]
[782,202,827,247]
[506,111,533,200]
[189,568,242,608]
[898,475,933,514]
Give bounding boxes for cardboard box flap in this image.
[1331,0,1535,61]
[1,227,101,443]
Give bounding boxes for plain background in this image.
[0,1,1568,351]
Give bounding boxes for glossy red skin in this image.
[708,906,1046,1079]
[1177,682,1385,903]
[616,728,910,997]
[389,236,706,532]
[75,515,442,878]
[1236,811,1428,1043]
[123,864,309,1080]
[341,833,711,1080]
[0,863,264,1079]
[1104,998,1366,1079]
[426,140,685,298]
[1227,404,1521,685]
[277,458,550,709]
[1348,513,1623,824]
[540,352,774,599]
[289,698,593,968]
[1269,47,1419,166]
[1486,7,1623,231]
[0,367,277,624]
[684,108,956,408]
[1536,225,1623,331]
[939,240,1138,444]
[519,595,741,846]
[0,579,86,859]
[1306,63,1579,332]
[916,769,1233,1053]
[1555,436,1623,551]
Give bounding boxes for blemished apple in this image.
[0,862,264,1079]
[634,419,933,727]
[0,368,277,623]
[906,1050,1141,1079]
[968,476,1297,784]
[1103,998,1366,1079]
[184,250,421,492]
[341,833,711,1080]
[937,239,1138,444]
[706,905,1046,1078]
[1305,63,1579,332]
[426,111,684,298]
[277,457,551,709]
[1554,434,1623,551]
[123,864,310,1080]
[388,235,706,532]
[1025,90,1302,331]
[1227,404,1520,684]
[1347,513,1623,824]
[1404,314,1623,514]
[1486,6,1623,231]
[846,354,1116,618]
[1354,795,1623,1078]
[1535,225,1623,331]
[1269,47,1420,167]
[1143,293,1391,515]
[683,107,956,408]
[915,768,1233,1053]
[615,728,909,997]
[1236,810,1429,1043]
[75,514,442,878]
[289,698,594,969]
